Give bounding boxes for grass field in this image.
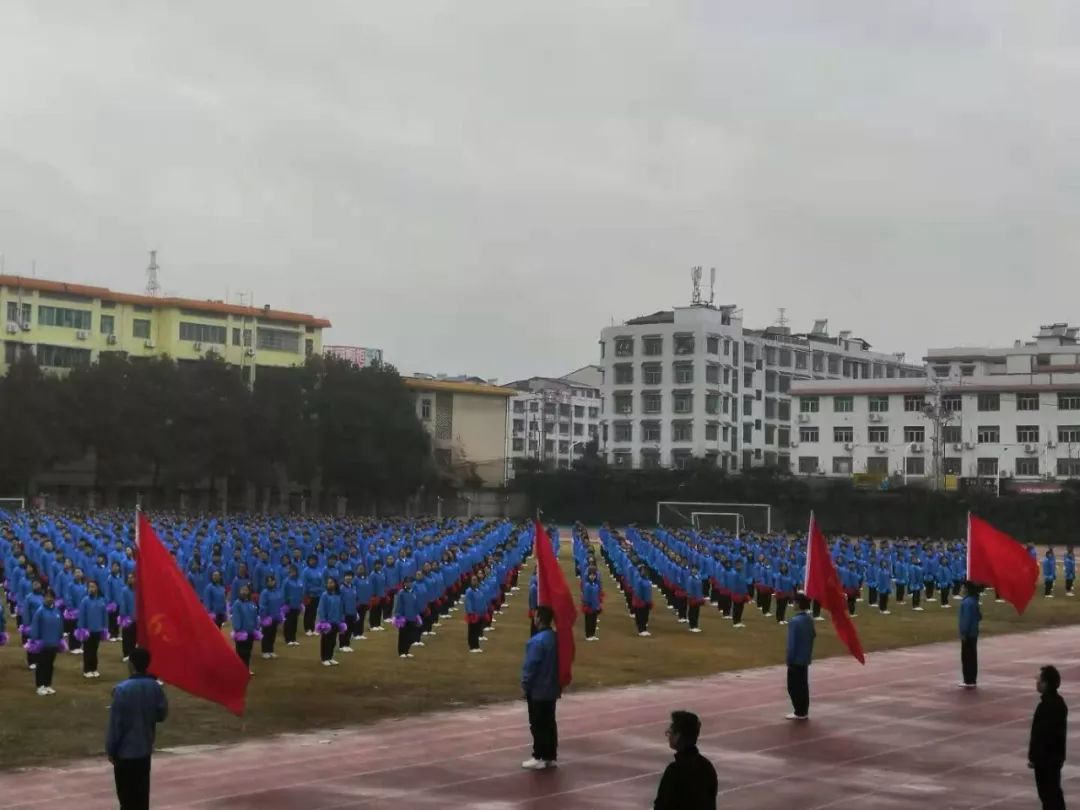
[2,551,1079,769]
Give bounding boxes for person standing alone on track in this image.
[1029,665,1068,810]
[958,582,981,689]
[106,647,168,810]
[521,606,560,770]
[785,594,815,720]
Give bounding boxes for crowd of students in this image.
[1,512,539,694]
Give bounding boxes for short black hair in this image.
[1041,665,1062,692]
[670,710,701,746]
[130,647,152,674]
[535,606,555,626]
[794,594,811,611]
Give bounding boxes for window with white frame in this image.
[834,427,854,443]
[977,457,999,476]
[903,394,925,412]
[1059,393,1080,411]
[833,396,853,413]
[904,426,925,444]
[868,395,890,412]
[977,393,1000,412]
[976,425,1000,444]
[799,427,819,443]
[1017,393,1040,411]
[1016,425,1040,443]
[799,397,819,413]
[868,426,889,444]
[1016,457,1040,476]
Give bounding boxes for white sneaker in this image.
[45,687,56,695]
[414,641,425,648]
[690,628,702,633]
[269,653,278,659]
[733,623,746,628]
[406,653,414,658]
[73,648,84,655]
[329,659,340,666]
[36,686,48,696]
[262,653,272,660]
[777,620,788,626]
[399,654,408,659]
[322,660,332,667]
[763,613,773,618]
[995,599,1005,603]
[638,631,651,638]
[678,618,688,624]
[356,635,367,641]
[785,713,808,721]
[287,641,300,647]
[814,617,825,622]
[427,631,437,637]
[880,611,891,616]
[470,648,483,653]
[339,647,354,653]
[29,664,36,671]
[521,758,547,770]
[1047,595,1055,599]
[480,636,489,642]
[83,672,95,679]
[914,607,925,612]
[122,656,130,663]
[305,631,315,637]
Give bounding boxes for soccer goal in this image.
[691,511,746,534]
[0,497,26,514]
[656,501,772,533]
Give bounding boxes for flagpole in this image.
[965,511,972,580]
[804,511,814,593]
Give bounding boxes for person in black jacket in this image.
[1029,665,1068,810]
[654,710,718,810]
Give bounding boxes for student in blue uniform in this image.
[203,571,228,628]
[301,555,324,636]
[521,606,560,770]
[258,573,284,659]
[315,577,344,666]
[392,576,419,659]
[527,571,539,637]
[908,559,925,612]
[876,562,893,615]
[29,588,64,695]
[582,569,602,641]
[785,594,815,720]
[1043,549,1057,598]
[106,647,169,810]
[368,560,388,632]
[231,583,259,674]
[77,579,108,678]
[118,572,137,662]
[686,566,704,633]
[773,562,794,625]
[959,582,981,689]
[632,564,653,637]
[353,564,372,642]
[464,575,485,653]
[1065,549,1076,596]
[281,564,304,647]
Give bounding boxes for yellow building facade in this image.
[1,275,331,382]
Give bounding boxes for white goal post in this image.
[656,501,772,533]
[0,497,26,513]
[691,511,746,534]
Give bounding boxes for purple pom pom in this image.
[391,615,407,629]
[413,615,423,625]
[55,599,65,610]
[0,632,8,647]
[253,630,263,641]
[119,616,133,629]
[74,628,90,642]
[260,615,273,627]
[63,609,79,621]
[59,637,68,653]
[18,624,30,635]
[232,630,249,642]
[337,622,347,633]
[314,621,332,634]
[106,602,118,614]
[23,639,42,654]
[278,606,289,621]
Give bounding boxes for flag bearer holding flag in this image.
[785,595,815,720]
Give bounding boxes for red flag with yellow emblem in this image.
[135,512,250,715]
[804,513,865,665]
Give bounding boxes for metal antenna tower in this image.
[145,250,161,297]
[777,307,789,328]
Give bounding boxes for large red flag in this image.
[967,513,1038,615]
[135,512,250,715]
[804,513,865,665]
[533,521,577,688]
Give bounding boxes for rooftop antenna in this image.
[708,267,716,306]
[145,250,161,297]
[690,265,702,305]
[777,307,789,328]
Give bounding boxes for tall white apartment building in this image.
[505,370,603,473]
[789,323,1080,490]
[598,304,922,471]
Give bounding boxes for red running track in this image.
[4,626,1079,809]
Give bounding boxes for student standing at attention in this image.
[785,594,815,721]
[1028,665,1068,810]
[521,606,560,771]
[959,582,981,689]
[107,648,168,810]
[653,710,718,810]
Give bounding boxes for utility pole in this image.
[922,378,957,491]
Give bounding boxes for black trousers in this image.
[940,585,951,606]
[1066,579,1074,593]
[35,647,57,687]
[776,597,789,623]
[1045,580,1055,596]
[114,756,152,810]
[63,617,81,651]
[911,591,922,609]
[961,637,978,685]
[339,615,356,648]
[356,606,369,636]
[108,612,120,639]
[926,581,936,598]
[847,595,857,615]
[121,622,137,659]
[467,621,482,650]
[397,625,413,656]
[235,638,253,667]
[1034,764,1065,810]
[370,601,384,629]
[320,631,337,662]
[527,698,558,762]
[633,607,650,633]
[732,601,746,624]
[868,587,878,604]
[688,603,701,629]
[878,593,890,612]
[303,601,317,632]
[811,600,821,619]
[84,633,101,673]
[584,612,598,638]
[896,584,906,603]
[283,609,300,642]
[261,621,278,653]
[787,664,810,718]
[718,593,732,617]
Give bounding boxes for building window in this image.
[544,440,555,454]
[868,396,890,412]
[977,393,1000,411]
[133,319,151,340]
[559,423,570,436]
[642,336,663,356]
[1016,457,1040,477]
[706,336,719,354]
[977,457,999,477]
[1057,458,1080,477]
[672,450,693,469]
[613,393,633,415]
[512,438,525,452]
[38,305,91,330]
[673,334,695,355]
[941,395,961,412]
[614,364,634,385]
[833,396,853,413]
[6,302,30,324]
[528,401,539,412]
[613,422,633,443]
[574,405,584,418]
[905,457,926,476]
[243,329,253,347]
[795,352,808,370]
[904,426,925,444]
[673,391,694,414]
[943,458,961,475]
[232,328,242,346]
[642,363,662,385]
[671,421,693,442]
[706,364,720,384]
[421,399,432,421]
[764,346,777,366]
[513,400,524,413]
[798,456,818,474]
[832,457,853,474]
[305,338,314,357]
[705,423,719,441]
[36,344,91,369]
[1058,426,1080,444]
[512,418,524,433]
[704,394,719,415]
[573,422,583,436]
[614,337,634,357]
[834,427,854,443]
[673,363,694,385]
[180,322,228,345]
[743,423,753,443]
[1016,393,1040,411]
[743,396,753,416]
[255,326,299,352]
[1016,425,1040,443]
[960,365,975,377]
[1059,393,1080,411]
[903,394,925,412]
[641,421,661,442]
[799,427,819,443]
[799,397,819,413]
[642,392,662,414]
[100,315,115,335]
[976,425,1000,444]
[865,427,887,444]
[866,456,889,475]
[942,425,962,444]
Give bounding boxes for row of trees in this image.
[0,353,435,507]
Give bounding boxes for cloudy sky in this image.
[2,2,1079,380]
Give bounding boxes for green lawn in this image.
[2,555,1077,769]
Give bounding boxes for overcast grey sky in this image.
[2,2,1079,380]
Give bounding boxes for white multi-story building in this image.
[790,323,1080,490]
[598,304,922,471]
[505,371,603,473]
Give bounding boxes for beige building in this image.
[404,376,514,487]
